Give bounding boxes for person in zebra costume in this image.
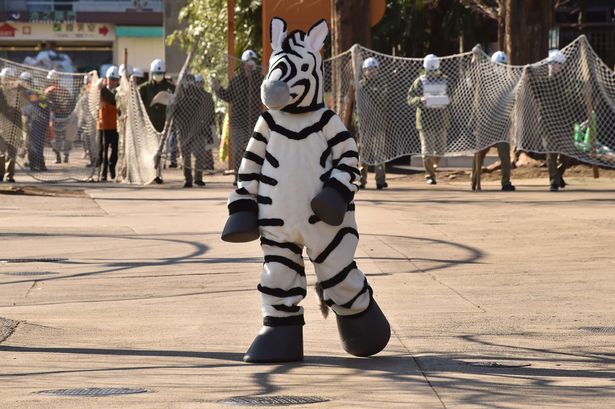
[221,17,390,363]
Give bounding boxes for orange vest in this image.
[97,95,117,130]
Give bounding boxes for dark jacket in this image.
[138,79,176,132]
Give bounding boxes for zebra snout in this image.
[261,80,290,110]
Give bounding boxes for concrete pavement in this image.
[1,171,614,408]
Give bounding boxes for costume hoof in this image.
[243,325,304,363]
[311,187,346,226]
[336,300,390,357]
[221,211,259,243]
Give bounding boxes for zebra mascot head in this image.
[261,17,328,113]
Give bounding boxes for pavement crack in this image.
[0,320,20,344]
[391,327,448,409]
[24,280,39,298]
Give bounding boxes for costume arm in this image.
[226,115,270,215]
[322,113,360,204]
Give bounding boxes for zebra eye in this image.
[301,64,309,72]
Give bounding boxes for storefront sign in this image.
[0,22,115,41]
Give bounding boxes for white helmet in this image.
[548,49,566,65]
[19,71,33,82]
[132,67,145,78]
[0,67,17,79]
[119,63,133,77]
[105,65,120,79]
[150,58,166,74]
[362,57,379,70]
[194,74,204,84]
[241,49,257,62]
[491,51,508,64]
[46,69,59,81]
[423,54,440,72]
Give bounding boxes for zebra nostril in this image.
[261,80,291,110]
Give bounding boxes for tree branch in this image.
[459,0,499,20]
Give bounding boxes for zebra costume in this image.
[222,17,390,363]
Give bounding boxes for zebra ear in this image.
[270,17,287,51]
[306,19,328,51]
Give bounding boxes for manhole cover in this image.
[0,258,67,263]
[464,361,531,368]
[0,317,18,342]
[581,327,615,333]
[4,272,59,276]
[37,388,148,397]
[221,395,329,406]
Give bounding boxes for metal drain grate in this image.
[221,395,329,406]
[37,388,148,397]
[581,327,615,334]
[464,361,531,368]
[4,272,59,276]
[0,258,67,263]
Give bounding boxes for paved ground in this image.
[1,169,615,408]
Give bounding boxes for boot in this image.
[336,299,390,357]
[54,151,61,164]
[243,325,303,363]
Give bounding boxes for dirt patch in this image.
[399,164,615,183]
[0,185,88,198]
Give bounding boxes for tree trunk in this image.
[505,0,553,65]
[330,0,371,114]
[497,0,506,51]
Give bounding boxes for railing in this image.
[3,0,162,13]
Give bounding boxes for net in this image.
[1,35,614,185]
[345,35,615,167]
[0,59,98,182]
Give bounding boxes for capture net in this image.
[0,58,98,182]
[346,35,615,167]
[2,35,614,185]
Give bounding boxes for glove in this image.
[311,187,347,226]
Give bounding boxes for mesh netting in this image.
[346,35,615,166]
[1,35,614,185]
[0,59,98,182]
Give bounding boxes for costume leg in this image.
[306,217,390,357]
[259,236,306,325]
[243,235,305,363]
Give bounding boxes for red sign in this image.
[98,26,109,36]
[0,23,17,37]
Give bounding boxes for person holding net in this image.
[173,73,216,188]
[470,51,516,192]
[96,66,120,181]
[139,58,176,184]
[357,57,388,190]
[0,67,22,183]
[21,71,50,172]
[45,69,75,164]
[211,49,264,186]
[407,54,450,185]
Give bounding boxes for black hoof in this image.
[311,187,346,226]
[221,211,259,243]
[244,325,304,363]
[336,300,390,357]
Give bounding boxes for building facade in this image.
[0,0,164,74]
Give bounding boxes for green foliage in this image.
[167,0,262,83]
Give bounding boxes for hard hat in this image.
[105,65,120,79]
[241,50,257,62]
[491,51,508,64]
[119,63,133,77]
[19,71,33,82]
[46,69,59,81]
[194,74,204,83]
[362,57,379,70]
[0,67,17,79]
[423,54,440,72]
[150,58,166,74]
[548,49,566,65]
[132,67,144,78]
